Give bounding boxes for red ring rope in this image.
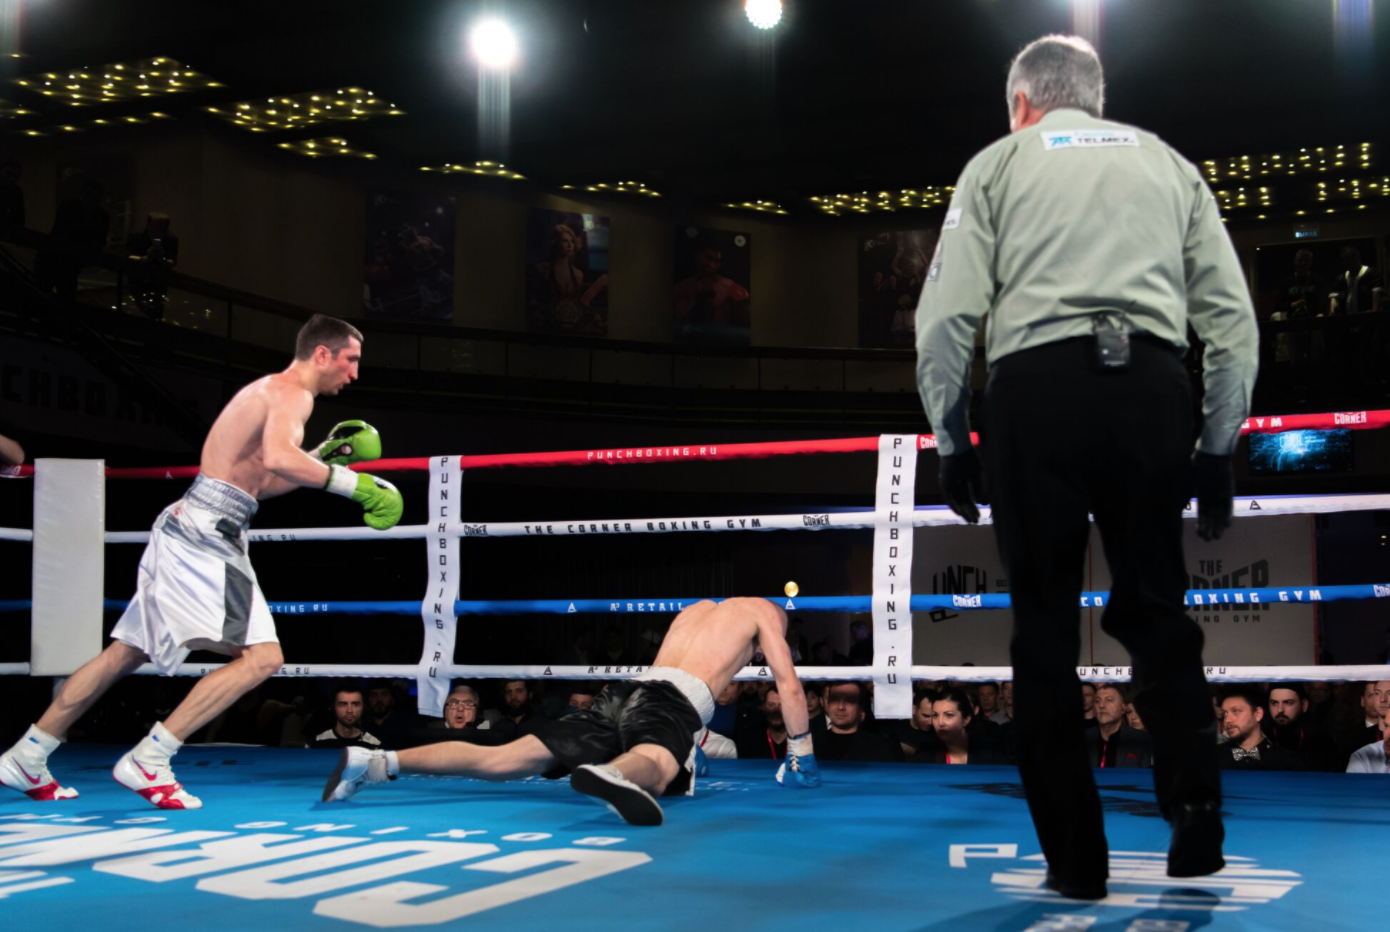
[4,409,1381,480]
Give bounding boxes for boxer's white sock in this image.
[12,724,60,763]
[133,721,183,761]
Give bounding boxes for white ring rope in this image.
[0,527,33,542]
[124,662,1389,684]
[96,493,1390,545]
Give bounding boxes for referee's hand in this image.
[939,450,983,524]
[1193,452,1235,542]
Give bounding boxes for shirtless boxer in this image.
[0,314,403,809]
[324,598,821,825]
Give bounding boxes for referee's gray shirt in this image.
[915,108,1259,458]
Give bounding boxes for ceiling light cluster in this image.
[18,112,173,136]
[420,160,526,180]
[559,181,660,198]
[810,188,953,216]
[208,88,404,132]
[276,137,376,159]
[1202,143,1371,181]
[1316,177,1389,202]
[1213,186,1273,211]
[721,200,790,216]
[14,58,220,107]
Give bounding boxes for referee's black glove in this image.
[939,449,982,525]
[1193,452,1234,542]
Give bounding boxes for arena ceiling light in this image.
[420,160,526,180]
[0,99,33,118]
[207,88,404,132]
[559,180,661,198]
[275,137,377,160]
[1201,143,1370,182]
[809,187,954,216]
[720,199,789,216]
[470,19,518,70]
[16,111,173,137]
[13,57,222,107]
[745,0,783,30]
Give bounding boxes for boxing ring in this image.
[2,409,1389,931]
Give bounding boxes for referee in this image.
[915,35,1258,899]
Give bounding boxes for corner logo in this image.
[1042,130,1140,151]
[461,524,488,537]
[802,514,831,527]
[952,845,1301,912]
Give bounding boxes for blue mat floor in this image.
[0,745,1383,932]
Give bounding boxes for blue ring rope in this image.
[0,584,1382,616]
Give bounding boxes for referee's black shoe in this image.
[1168,799,1226,877]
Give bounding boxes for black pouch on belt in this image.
[1093,312,1131,371]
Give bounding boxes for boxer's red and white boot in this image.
[0,726,79,801]
[112,722,202,810]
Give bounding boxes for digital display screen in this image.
[1247,429,1353,474]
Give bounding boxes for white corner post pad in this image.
[325,463,360,497]
[418,455,463,717]
[32,459,106,675]
[871,435,918,720]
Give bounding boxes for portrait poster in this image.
[673,226,751,345]
[363,191,456,321]
[525,209,610,336]
[857,229,938,348]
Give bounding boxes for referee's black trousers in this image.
[980,336,1221,885]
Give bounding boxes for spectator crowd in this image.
[155,674,1389,775]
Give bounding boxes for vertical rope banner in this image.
[871,435,918,719]
[418,456,463,716]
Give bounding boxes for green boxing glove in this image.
[325,464,402,530]
[317,420,382,467]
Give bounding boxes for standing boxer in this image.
[1,314,403,809]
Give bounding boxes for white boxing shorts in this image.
[111,475,278,674]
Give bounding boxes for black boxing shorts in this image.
[535,667,714,797]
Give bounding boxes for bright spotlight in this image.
[745,0,782,30]
[470,19,517,69]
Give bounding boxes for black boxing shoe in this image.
[1045,870,1108,901]
[1168,800,1225,878]
[570,764,664,826]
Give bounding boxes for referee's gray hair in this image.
[1006,34,1105,119]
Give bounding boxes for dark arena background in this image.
[0,2,1388,931]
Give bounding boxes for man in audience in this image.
[567,685,597,714]
[897,688,944,761]
[977,682,1003,724]
[1337,681,1389,761]
[126,211,179,321]
[1212,692,1229,744]
[847,621,873,666]
[1304,681,1333,725]
[1080,682,1098,730]
[309,687,382,750]
[805,684,827,730]
[1085,684,1152,768]
[1329,245,1384,316]
[364,681,415,749]
[736,684,792,760]
[1217,688,1297,770]
[998,681,1014,724]
[441,685,481,731]
[488,680,542,738]
[1266,684,1341,771]
[817,682,903,762]
[1346,728,1390,774]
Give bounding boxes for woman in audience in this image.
[925,688,1011,765]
